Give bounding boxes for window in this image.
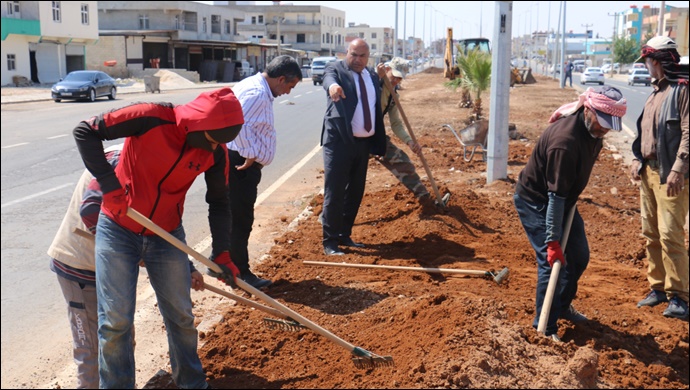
[174,15,181,29]
[359,32,364,38]
[7,54,16,71]
[52,1,61,22]
[211,15,220,33]
[202,17,207,33]
[7,1,19,16]
[251,16,256,24]
[371,32,377,39]
[258,15,264,24]
[139,14,149,29]
[297,14,305,24]
[224,20,231,34]
[297,33,305,43]
[81,4,89,25]
[371,44,377,50]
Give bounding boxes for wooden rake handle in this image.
[125,207,366,356]
[537,205,577,334]
[304,260,488,276]
[380,74,445,205]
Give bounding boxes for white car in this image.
[580,67,605,85]
[628,69,652,86]
[628,63,647,74]
[601,63,620,74]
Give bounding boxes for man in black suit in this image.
[320,38,387,256]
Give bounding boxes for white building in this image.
[1,1,98,85]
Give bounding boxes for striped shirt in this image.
[227,73,276,166]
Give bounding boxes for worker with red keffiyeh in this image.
[630,36,689,322]
[513,86,628,341]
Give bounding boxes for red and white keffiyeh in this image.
[548,87,627,124]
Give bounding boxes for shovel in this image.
[537,205,577,335]
[125,207,394,369]
[380,74,449,207]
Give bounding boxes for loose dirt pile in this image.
[145,70,689,389]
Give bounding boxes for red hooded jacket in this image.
[73,88,244,256]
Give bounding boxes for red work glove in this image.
[208,251,240,287]
[546,241,566,267]
[102,188,128,217]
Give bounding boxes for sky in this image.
[244,1,687,44]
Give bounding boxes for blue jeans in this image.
[513,194,590,336]
[95,213,207,389]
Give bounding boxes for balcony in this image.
[1,17,40,40]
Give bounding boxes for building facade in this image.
[1,1,98,85]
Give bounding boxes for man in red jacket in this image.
[73,87,244,389]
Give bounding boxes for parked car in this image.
[310,56,337,85]
[628,68,652,86]
[51,70,117,102]
[580,67,605,85]
[601,63,620,73]
[234,60,255,80]
[572,59,587,73]
[628,63,647,74]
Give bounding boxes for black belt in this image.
[229,149,263,169]
[353,136,371,142]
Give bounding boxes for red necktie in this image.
[357,72,372,132]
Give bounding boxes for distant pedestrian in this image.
[564,61,574,87]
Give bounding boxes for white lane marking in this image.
[2,142,29,149]
[292,94,302,98]
[1,183,74,209]
[193,143,322,255]
[47,134,69,140]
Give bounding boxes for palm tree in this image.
[444,48,492,122]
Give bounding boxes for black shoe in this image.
[324,243,344,256]
[339,237,365,248]
[240,271,272,289]
[560,304,588,323]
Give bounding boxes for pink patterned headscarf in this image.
[549,87,627,124]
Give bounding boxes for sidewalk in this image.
[1,77,236,105]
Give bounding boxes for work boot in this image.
[663,296,689,321]
[560,304,588,323]
[637,289,668,308]
[240,271,272,289]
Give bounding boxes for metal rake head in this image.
[262,317,307,332]
[492,267,510,285]
[351,347,395,369]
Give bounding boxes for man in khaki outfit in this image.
[630,36,689,321]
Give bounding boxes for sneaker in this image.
[560,304,588,323]
[546,333,562,342]
[637,289,669,308]
[663,296,689,321]
[240,271,272,289]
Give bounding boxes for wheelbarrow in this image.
[441,119,488,162]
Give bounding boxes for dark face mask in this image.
[186,131,214,152]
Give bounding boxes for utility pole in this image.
[403,1,407,59]
[559,1,566,88]
[487,0,512,183]
[394,1,399,57]
[582,23,592,62]
[658,1,666,36]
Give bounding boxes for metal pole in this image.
[394,1,398,57]
[559,1,566,88]
[658,1,666,36]
[403,1,407,59]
